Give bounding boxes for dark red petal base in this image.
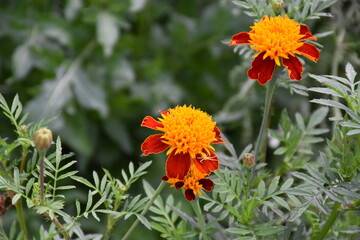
[166,152,191,180]
[282,55,303,80]
[185,189,196,201]
[247,52,276,85]
[198,178,214,192]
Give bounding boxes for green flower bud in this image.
[271,0,284,13]
[33,128,53,153]
[243,153,255,167]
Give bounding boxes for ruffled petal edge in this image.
[282,55,303,81]
[141,116,163,130]
[165,152,191,180]
[296,43,320,62]
[247,52,276,85]
[229,32,251,46]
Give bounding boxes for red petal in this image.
[159,110,169,115]
[175,181,184,190]
[166,152,191,180]
[247,52,276,85]
[198,178,214,192]
[282,55,303,81]
[212,126,225,144]
[185,189,196,201]
[299,24,317,41]
[296,43,320,62]
[141,116,163,130]
[141,134,168,156]
[194,150,219,174]
[229,32,251,45]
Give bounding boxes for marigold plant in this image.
[230,15,320,84]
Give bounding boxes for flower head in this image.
[141,105,224,180]
[162,163,214,201]
[230,15,320,85]
[33,128,53,153]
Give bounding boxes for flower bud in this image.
[243,153,255,167]
[271,0,284,13]
[33,128,53,153]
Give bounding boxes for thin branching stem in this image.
[122,181,166,240]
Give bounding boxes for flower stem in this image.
[315,201,340,240]
[14,198,28,240]
[122,181,166,240]
[191,199,209,240]
[43,212,71,240]
[39,152,45,204]
[253,75,278,164]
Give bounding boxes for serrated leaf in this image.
[313,196,330,215]
[280,178,294,191]
[295,113,306,130]
[308,87,342,97]
[289,201,311,221]
[71,176,95,189]
[345,62,357,84]
[257,180,265,198]
[268,176,280,196]
[319,152,336,181]
[305,163,329,184]
[307,107,329,129]
[25,178,35,196]
[346,129,360,136]
[291,172,324,189]
[256,226,286,236]
[272,196,290,211]
[284,188,314,197]
[226,227,252,235]
[331,186,360,199]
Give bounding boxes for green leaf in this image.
[326,139,341,154]
[93,171,100,189]
[307,107,329,129]
[257,180,265,198]
[305,163,329,184]
[226,227,252,235]
[345,62,357,84]
[284,188,314,197]
[12,193,22,205]
[331,186,360,199]
[274,147,286,155]
[268,176,280,196]
[25,178,35,195]
[291,172,324,189]
[256,226,286,236]
[280,178,294,191]
[71,176,96,189]
[272,196,290,211]
[295,113,306,130]
[289,201,311,221]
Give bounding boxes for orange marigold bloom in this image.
[230,15,320,85]
[141,105,225,180]
[162,163,214,201]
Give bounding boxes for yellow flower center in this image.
[249,15,304,66]
[158,105,216,158]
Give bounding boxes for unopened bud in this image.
[33,128,53,152]
[243,153,255,167]
[271,0,284,13]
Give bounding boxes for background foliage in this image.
[0,0,360,239]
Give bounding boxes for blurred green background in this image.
[0,0,359,239]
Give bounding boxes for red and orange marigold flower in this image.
[230,15,320,85]
[141,105,225,200]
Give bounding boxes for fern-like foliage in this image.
[309,63,360,136]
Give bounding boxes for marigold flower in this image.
[230,15,320,85]
[162,163,214,201]
[141,105,225,180]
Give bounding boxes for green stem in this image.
[43,212,71,240]
[253,75,278,164]
[14,198,28,240]
[315,201,341,240]
[191,199,209,240]
[122,181,166,240]
[20,145,29,173]
[103,215,115,240]
[39,152,45,204]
